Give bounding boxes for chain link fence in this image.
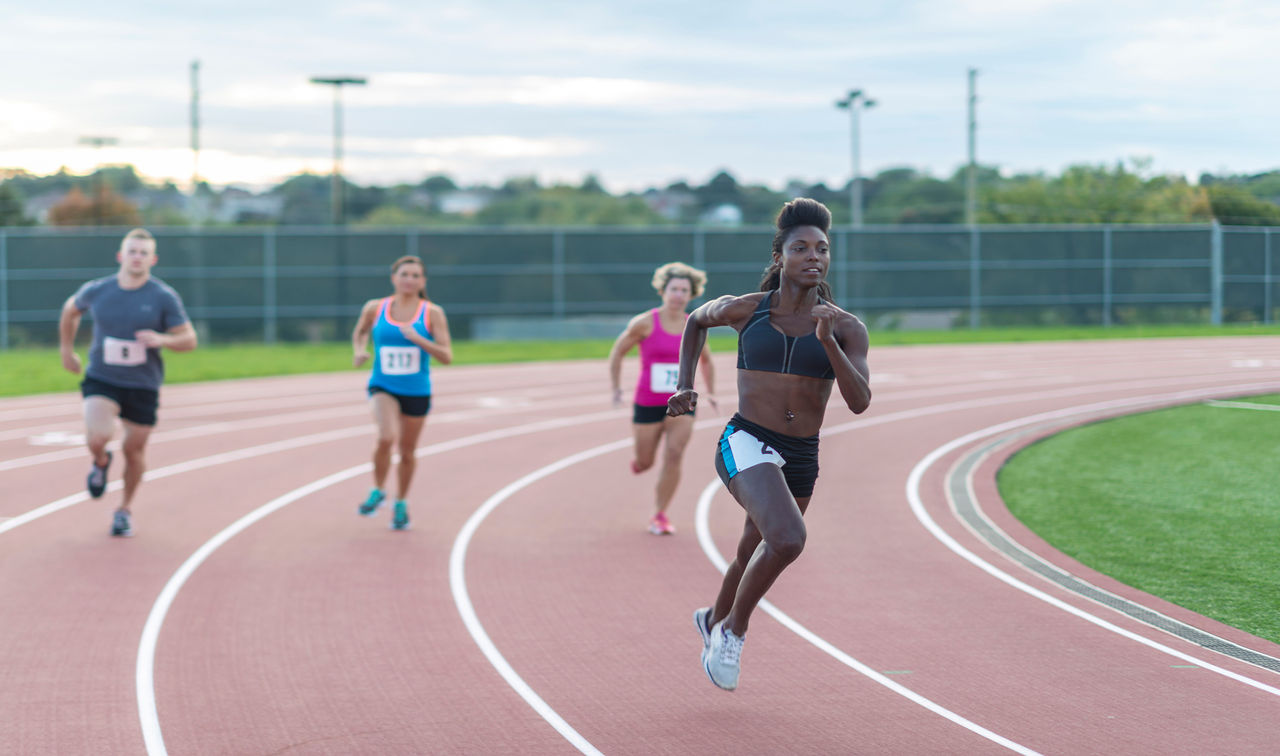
[1,223,1275,348]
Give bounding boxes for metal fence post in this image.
[1210,221,1223,325]
[552,229,565,320]
[263,228,277,344]
[1102,226,1113,327]
[0,230,7,353]
[836,228,849,310]
[1265,228,1273,324]
[969,224,981,328]
[406,228,418,259]
[0,230,8,350]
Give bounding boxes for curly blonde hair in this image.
[651,261,707,298]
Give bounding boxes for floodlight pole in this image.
[309,76,367,225]
[966,68,979,226]
[835,90,875,227]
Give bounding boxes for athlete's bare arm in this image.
[351,299,380,367]
[607,311,653,406]
[398,303,453,364]
[135,322,197,352]
[668,293,764,416]
[813,303,871,414]
[58,295,84,374]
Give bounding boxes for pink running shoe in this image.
[648,512,675,535]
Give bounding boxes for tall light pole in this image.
[309,76,367,225]
[966,68,979,226]
[835,89,875,227]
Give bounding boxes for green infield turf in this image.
[998,393,1280,644]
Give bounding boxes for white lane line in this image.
[136,409,621,756]
[1205,399,1280,412]
[905,383,1280,698]
[448,441,629,756]
[0,391,614,473]
[688,377,1280,751]
[693,480,1041,756]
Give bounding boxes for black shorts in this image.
[714,413,820,499]
[81,376,159,427]
[369,386,432,417]
[633,402,694,424]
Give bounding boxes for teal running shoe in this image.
[390,500,410,531]
[358,488,385,516]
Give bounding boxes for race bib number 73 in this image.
[649,362,679,394]
[103,337,147,366]
[379,346,421,375]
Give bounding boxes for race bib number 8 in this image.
[649,362,679,394]
[103,337,146,366]
[380,346,421,375]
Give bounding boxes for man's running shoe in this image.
[111,509,133,537]
[390,500,410,531]
[703,619,744,691]
[694,607,713,658]
[87,451,112,499]
[648,511,675,535]
[358,488,385,516]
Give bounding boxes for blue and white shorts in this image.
[714,413,820,499]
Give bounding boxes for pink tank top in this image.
[635,308,685,406]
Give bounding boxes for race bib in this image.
[725,429,786,472]
[103,337,147,366]
[649,362,679,394]
[379,346,421,376]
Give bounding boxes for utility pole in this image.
[835,90,876,227]
[309,76,367,225]
[191,60,201,194]
[966,68,978,226]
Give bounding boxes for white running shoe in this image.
[693,607,713,658]
[703,619,744,691]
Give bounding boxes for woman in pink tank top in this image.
[608,262,717,535]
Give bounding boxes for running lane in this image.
[4,338,1280,753]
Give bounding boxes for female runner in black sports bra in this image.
[667,197,871,691]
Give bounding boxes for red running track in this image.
[2,337,1279,754]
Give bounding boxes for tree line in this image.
[2,160,1279,228]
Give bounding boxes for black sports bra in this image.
[736,291,835,379]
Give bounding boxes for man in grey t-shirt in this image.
[59,228,198,536]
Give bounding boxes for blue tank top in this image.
[369,297,433,396]
[736,291,835,380]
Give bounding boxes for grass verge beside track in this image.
[998,393,1280,644]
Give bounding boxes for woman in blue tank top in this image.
[351,255,453,530]
[667,198,871,692]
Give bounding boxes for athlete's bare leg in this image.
[118,420,153,513]
[630,421,664,473]
[369,393,400,490]
[394,413,427,501]
[710,466,811,637]
[653,413,694,515]
[83,396,118,467]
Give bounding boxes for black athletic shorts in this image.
[633,402,694,424]
[369,387,432,417]
[81,376,159,427]
[713,412,820,499]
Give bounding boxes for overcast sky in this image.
[2,0,1278,192]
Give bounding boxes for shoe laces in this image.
[720,628,743,665]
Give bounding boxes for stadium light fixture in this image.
[834,90,875,227]
[309,76,368,225]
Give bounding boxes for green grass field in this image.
[5,322,1280,398]
[998,394,1280,644]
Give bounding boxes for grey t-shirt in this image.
[73,275,190,390]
